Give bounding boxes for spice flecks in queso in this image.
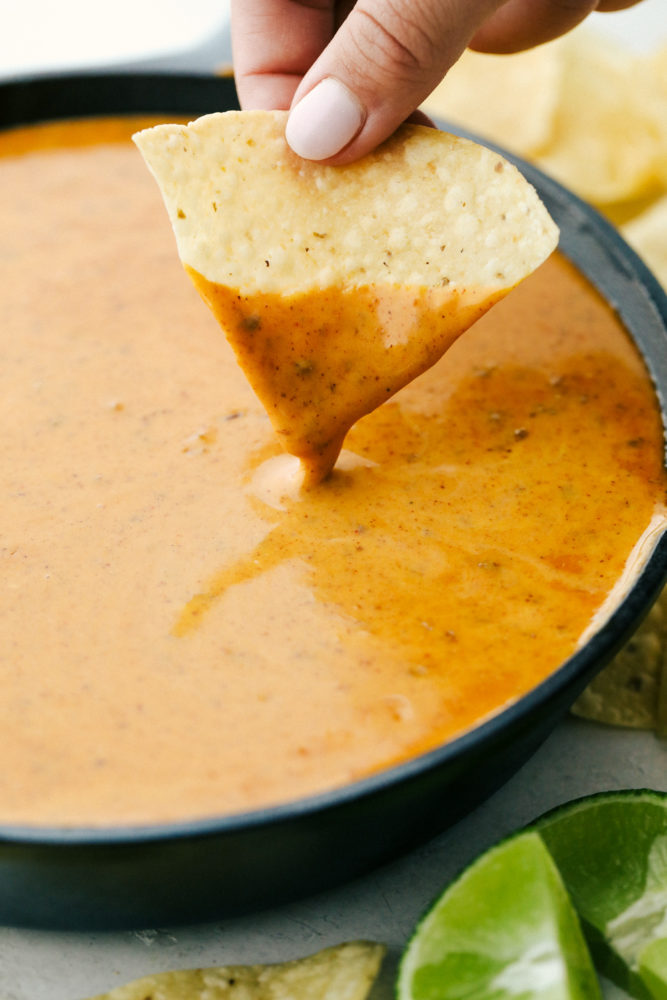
[188,273,507,485]
[135,110,558,484]
[0,118,665,827]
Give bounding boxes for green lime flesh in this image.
[640,938,667,999]
[534,789,667,1000]
[639,938,667,1000]
[397,830,601,1000]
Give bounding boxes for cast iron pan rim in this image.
[2,71,667,849]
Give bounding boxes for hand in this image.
[231,0,643,163]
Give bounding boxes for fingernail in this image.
[286,78,365,160]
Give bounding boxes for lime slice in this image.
[397,830,601,999]
[640,938,667,999]
[534,789,667,999]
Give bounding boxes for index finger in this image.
[231,0,337,111]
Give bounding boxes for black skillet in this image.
[1,72,666,930]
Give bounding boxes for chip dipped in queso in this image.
[0,114,665,828]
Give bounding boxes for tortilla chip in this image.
[134,111,557,482]
[622,194,667,289]
[600,192,663,229]
[651,43,667,187]
[134,110,557,298]
[572,589,667,730]
[85,941,386,1000]
[421,44,563,158]
[534,32,666,206]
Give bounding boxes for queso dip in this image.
[1,117,665,827]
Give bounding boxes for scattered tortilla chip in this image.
[134,110,558,483]
[534,31,666,206]
[600,191,662,229]
[421,44,563,158]
[572,588,667,730]
[651,43,667,186]
[622,194,667,288]
[85,941,386,1000]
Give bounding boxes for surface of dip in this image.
[1,117,666,827]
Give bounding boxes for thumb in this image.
[285,0,503,164]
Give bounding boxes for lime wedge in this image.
[397,830,601,999]
[640,938,667,999]
[534,789,667,999]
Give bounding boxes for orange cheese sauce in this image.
[189,274,506,485]
[0,118,665,827]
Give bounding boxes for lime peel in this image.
[534,789,667,999]
[397,830,601,1000]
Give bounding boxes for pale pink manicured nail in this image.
[286,78,365,160]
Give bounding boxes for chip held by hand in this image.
[134,111,558,485]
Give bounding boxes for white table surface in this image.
[1,2,666,997]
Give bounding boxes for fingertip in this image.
[406,109,437,129]
[235,73,301,113]
[285,77,366,161]
[469,0,597,53]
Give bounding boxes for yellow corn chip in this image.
[534,32,666,206]
[85,941,386,1000]
[651,43,667,186]
[572,589,667,730]
[422,44,563,158]
[134,111,557,483]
